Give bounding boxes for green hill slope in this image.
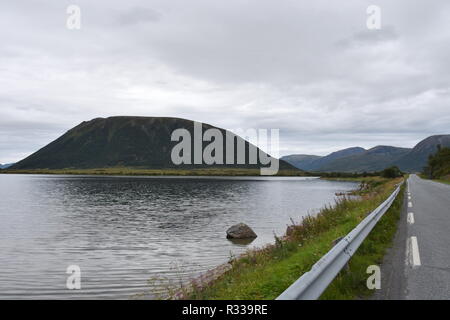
[317,146,411,172]
[281,147,366,171]
[280,154,322,170]
[394,135,450,172]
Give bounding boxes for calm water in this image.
[0,174,357,299]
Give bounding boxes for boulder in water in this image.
[226,223,257,239]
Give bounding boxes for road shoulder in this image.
[371,186,408,300]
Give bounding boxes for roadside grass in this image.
[184,177,403,300]
[434,174,450,185]
[419,174,450,186]
[436,179,450,185]
[0,167,305,177]
[320,182,404,299]
[322,177,390,196]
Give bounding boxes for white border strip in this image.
[408,236,421,267]
[407,212,415,224]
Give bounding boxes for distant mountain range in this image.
[282,135,450,173]
[0,163,14,169]
[10,116,297,171]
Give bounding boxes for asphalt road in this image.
[374,174,450,299]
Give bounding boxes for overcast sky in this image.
[1,0,450,163]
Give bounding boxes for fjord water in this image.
[0,174,357,299]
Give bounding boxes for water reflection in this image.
[227,238,257,246]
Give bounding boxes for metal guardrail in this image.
[276,182,403,300]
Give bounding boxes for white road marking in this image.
[408,196,412,200]
[408,236,421,267]
[408,201,413,207]
[407,212,415,224]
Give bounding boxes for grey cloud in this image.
[116,7,161,26]
[0,0,450,162]
[336,26,398,48]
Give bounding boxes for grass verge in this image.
[320,182,404,299]
[419,174,450,186]
[182,177,404,300]
[433,174,450,185]
[436,179,450,185]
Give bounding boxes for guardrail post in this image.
[332,237,349,271]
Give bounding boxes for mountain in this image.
[281,147,366,171]
[283,135,450,173]
[280,154,322,171]
[307,147,366,171]
[317,146,411,172]
[394,135,450,172]
[10,116,298,171]
[0,163,14,169]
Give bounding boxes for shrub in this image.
[380,166,403,178]
[423,146,450,179]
